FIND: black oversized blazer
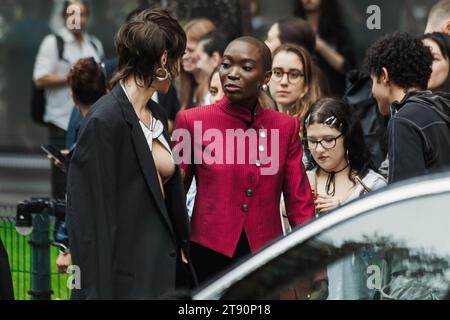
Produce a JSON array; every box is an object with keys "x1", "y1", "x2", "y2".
[{"x1": 67, "y1": 84, "x2": 192, "y2": 300}]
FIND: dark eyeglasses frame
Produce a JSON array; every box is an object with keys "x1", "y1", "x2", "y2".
[
  {"x1": 305, "y1": 134, "x2": 344, "y2": 151},
  {"x1": 271, "y1": 68, "x2": 304, "y2": 85}
]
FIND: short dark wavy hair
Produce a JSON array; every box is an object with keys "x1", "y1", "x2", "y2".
[
  {"x1": 111, "y1": 9, "x2": 186, "y2": 88},
  {"x1": 365, "y1": 32, "x2": 433, "y2": 90},
  {"x1": 68, "y1": 57, "x2": 107, "y2": 106}
]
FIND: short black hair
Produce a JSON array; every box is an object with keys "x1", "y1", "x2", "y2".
[
  {"x1": 199, "y1": 31, "x2": 229, "y2": 57},
  {"x1": 277, "y1": 17, "x2": 316, "y2": 53},
  {"x1": 293, "y1": 0, "x2": 341, "y2": 41},
  {"x1": 365, "y1": 32, "x2": 433, "y2": 90},
  {"x1": 68, "y1": 57, "x2": 107, "y2": 105},
  {"x1": 230, "y1": 36, "x2": 272, "y2": 73},
  {"x1": 423, "y1": 32, "x2": 450, "y2": 61}
]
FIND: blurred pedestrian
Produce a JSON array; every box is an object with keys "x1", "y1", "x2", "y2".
[
  {"x1": 265, "y1": 17, "x2": 316, "y2": 54},
  {"x1": 184, "y1": 65, "x2": 226, "y2": 220},
  {"x1": 195, "y1": 31, "x2": 229, "y2": 80},
  {"x1": 208, "y1": 66, "x2": 225, "y2": 104},
  {"x1": 54, "y1": 57, "x2": 108, "y2": 274},
  {"x1": 294, "y1": 0, "x2": 356, "y2": 97},
  {"x1": 423, "y1": 32, "x2": 450, "y2": 92},
  {"x1": 425, "y1": 0, "x2": 450, "y2": 35},
  {"x1": 33, "y1": 0, "x2": 104, "y2": 199},
  {"x1": 180, "y1": 18, "x2": 216, "y2": 109}
]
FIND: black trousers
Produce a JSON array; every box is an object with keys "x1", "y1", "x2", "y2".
[
  {"x1": 0, "y1": 236, "x2": 14, "y2": 300},
  {"x1": 48, "y1": 124, "x2": 67, "y2": 199},
  {"x1": 190, "y1": 231, "x2": 251, "y2": 285}
]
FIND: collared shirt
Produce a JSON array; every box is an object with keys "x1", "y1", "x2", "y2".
[{"x1": 33, "y1": 28, "x2": 104, "y2": 130}]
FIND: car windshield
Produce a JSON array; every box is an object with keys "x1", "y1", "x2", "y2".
[{"x1": 220, "y1": 192, "x2": 450, "y2": 300}]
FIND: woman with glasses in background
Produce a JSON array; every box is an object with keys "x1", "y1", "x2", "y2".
[
  {"x1": 269, "y1": 43, "x2": 322, "y2": 134},
  {"x1": 271, "y1": 44, "x2": 323, "y2": 235},
  {"x1": 303, "y1": 98, "x2": 386, "y2": 215}
]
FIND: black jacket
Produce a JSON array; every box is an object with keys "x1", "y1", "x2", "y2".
[
  {"x1": 344, "y1": 70, "x2": 389, "y2": 168},
  {"x1": 67, "y1": 84, "x2": 193, "y2": 299},
  {"x1": 388, "y1": 91, "x2": 450, "y2": 183}
]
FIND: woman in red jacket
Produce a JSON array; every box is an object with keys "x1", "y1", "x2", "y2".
[{"x1": 173, "y1": 36, "x2": 314, "y2": 284}]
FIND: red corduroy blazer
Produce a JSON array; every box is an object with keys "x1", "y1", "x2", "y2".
[{"x1": 173, "y1": 96, "x2": 314, "y2": 257}]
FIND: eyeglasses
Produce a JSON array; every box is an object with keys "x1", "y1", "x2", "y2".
[
  {"x1": 271, "y1": 68, "x2": 303, "y2": 84},
  {"x1": 305, "y1": 134, "x2": 343, "y2": 151}
]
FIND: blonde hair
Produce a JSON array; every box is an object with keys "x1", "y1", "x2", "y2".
[
  {"x1": 427, "y1": 0, "x2": 450, "y2": 31},
  {"x1": 272, "y1": 43, "x2": 323, "y2": 121},
  {"x1": 180, "y1": 18, "x2": 216, "y2": 109}
]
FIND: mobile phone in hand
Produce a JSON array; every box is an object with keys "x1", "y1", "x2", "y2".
[{"x1": 40, "y1": 144, "x2": 66, "y2": 171}]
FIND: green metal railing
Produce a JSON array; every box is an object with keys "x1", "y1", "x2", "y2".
[{"x1": 0, "y1": 205, "x2": 71, "y2": 300}]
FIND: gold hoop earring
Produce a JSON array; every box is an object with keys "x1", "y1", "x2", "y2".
[{"x1": 155, "y1": 67, "x2": 169, "y2": 81}]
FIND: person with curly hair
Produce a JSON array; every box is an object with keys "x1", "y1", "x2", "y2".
[{"x1": 366, "y1": 32, "x2": 450, "y2": 183}]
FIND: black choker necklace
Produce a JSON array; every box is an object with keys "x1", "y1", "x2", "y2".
[{"x1": 322, "y1": 163, "x2": 350, "y2": 197}]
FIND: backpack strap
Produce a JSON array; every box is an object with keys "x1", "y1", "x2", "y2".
[
  {"x1": 54, "y1": 33, "x2": 103, "y2": 62},
  {"x1": 89, "y1": 39, "x2": 98, "y2": 53},
  {"x1": 54, "y1": 34, "x2": 68, "y2": 63},
  {"x1": 88, "y1": 36, "x2": 104, "y2": 61}
]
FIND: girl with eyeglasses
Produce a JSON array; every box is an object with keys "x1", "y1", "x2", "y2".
[
  {"x1": 269, "y1": 43, "x2": 322, "y2": 131},
  {"x1": 303, "y1": 98, "x2": 387, "y2": 215},
  {"x1": 303, "y1": 98, "x2": 388, "y2": 300}
]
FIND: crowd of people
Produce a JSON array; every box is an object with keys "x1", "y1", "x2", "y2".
[{"x1": 6, "y1": 0, "x2": 448, "y2": 300}]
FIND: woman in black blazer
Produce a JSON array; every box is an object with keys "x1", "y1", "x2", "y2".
[{"x1": 67, "y1": 9, "x2": 194, "y2": 299}]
